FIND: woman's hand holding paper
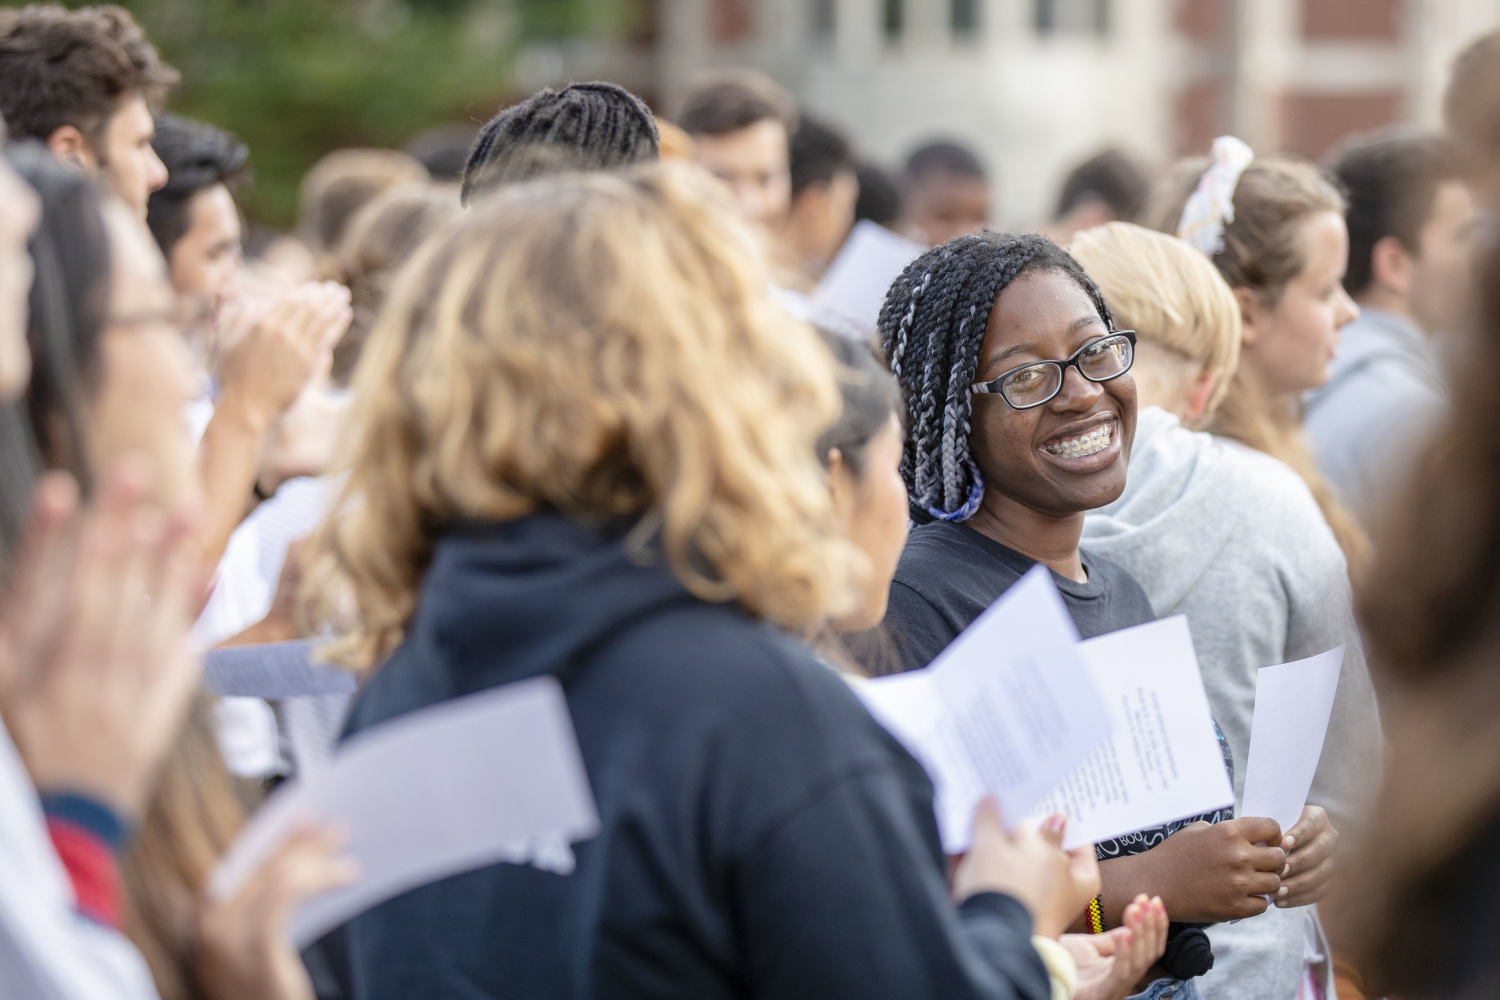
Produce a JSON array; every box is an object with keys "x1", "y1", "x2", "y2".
[{"x1": 1275, "y1": 804, "x2": 1339, "y2": 907}]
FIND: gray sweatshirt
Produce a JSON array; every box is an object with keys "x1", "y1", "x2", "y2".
[{"x1": 1082, "y1": 407, "x2": 1382, "y2": 1000}]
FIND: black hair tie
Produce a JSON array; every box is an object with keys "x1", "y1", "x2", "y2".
[{"x1": 1159, "y1": 923, "x2": 1215, "y2": 980}]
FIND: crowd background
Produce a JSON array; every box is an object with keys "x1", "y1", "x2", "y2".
[{"x1": 4, "y1": 2, "x2": 1500, "y2": 1000}]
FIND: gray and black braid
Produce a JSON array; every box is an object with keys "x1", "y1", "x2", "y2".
[{"x1": 877, "y1": 232, "x2": 1114, "y2": 522}]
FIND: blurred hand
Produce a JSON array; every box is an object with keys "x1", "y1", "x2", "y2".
[
  {"x1": 1276, "y1": 805, "x2": 1339, "y2": 907},
  {"x1": 1032, "y1": 816, "x2": 1102, "y2": 939},
  {"x1": 197, "y1": 823, "x2": 359, "y2": 1000},
  {"x1": 0, "y1": 458, "x2": 203, "y2": 819},
  {"x1": 257, "y1": 383, "x2": 351, "y2": 496},
  {"x1": 0, "y1": 472, "x2": 83, "y2": 702},
  {"x1": 1130, "y1": 817, "x2": 1285, "y2": 922},
  {"x1": 1063, "y1": 894, "x2": 1169, "y2": 1000},
  {"x1": 217, "y1": 282, "x2": 351, "y2": 431},
  {"x1": 953, "y1": 799, "x2": 1078, "y2": 936}
]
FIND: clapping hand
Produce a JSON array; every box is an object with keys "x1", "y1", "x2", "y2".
[{"x1": 1062, "y1": 894, "x2": 1169, "y2": 1000}]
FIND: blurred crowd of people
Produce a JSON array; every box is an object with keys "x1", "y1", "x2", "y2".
[{"x1": 1, "y1": 3, "x2": 1499, "y2": 999}]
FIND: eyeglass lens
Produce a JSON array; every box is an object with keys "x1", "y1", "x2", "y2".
[{"x1": 1001, "y1": 334, "x2": 1133, "y2": 407}]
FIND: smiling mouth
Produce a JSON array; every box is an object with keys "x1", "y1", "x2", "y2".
[{"x1": 1043, "y1": 420, "x2": 1115, "y2": 459}]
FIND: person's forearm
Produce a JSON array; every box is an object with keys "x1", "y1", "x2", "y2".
[
  {"x1": 1094, "y1": 854, "x2": 1168, "y2": 929},
  {"x1": 195, "y1": 392, "x2": 272, "y2": 571}
]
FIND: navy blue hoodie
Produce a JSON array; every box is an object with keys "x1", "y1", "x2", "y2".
[{"x1": 332, "y1": 514, "x2": 1051, "y2": 1000}]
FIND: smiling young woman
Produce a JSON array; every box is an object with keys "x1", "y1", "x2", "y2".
[
  {"x1": 878, "y1": 232, "x2": 1148, "y2": 657},
  {"x1": 877, "y1": 232, "x2": 1292, "y2": 999}
]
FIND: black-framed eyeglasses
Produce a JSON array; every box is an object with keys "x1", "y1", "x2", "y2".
[{"x1": 970, "y1": 330, "x2": 1137, "y2": 410}]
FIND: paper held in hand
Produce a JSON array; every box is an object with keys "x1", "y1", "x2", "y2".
[
  {"x1": 208, "y1": 675, "x2": 599, "y2": 946},
  {"x1": 1238, "y1": 646, "x2": 1345, "y2": 836},
  {"x1": 857, "y1": 566, "x2": 1113, "y2": 853},
  {"x1": 204, "y1": 640, "x2": 358, "y2": 699},
  {"x1": 1023, "y1": 617, "x2": 1234, "y2": 850}
]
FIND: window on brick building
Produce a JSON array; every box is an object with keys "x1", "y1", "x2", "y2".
[
  {"x1": 884, "y1": 0, "x2": 904, "y2": 41},
  {"x1": 1035, "y1": 0, "x2": 1108, "y2": 36},
  {"x1": 953, "y1": 0, "x2": 980, "y2": 37}
]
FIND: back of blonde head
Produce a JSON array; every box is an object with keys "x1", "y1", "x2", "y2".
[
  {"x1": 1069, "y1": 221, "x2": 1241, "y2": 417},
  {"x1": 1142, "y1": 154, "x2": 1369, "y2": 578},
  {"x1": 313, "y1": 163, "x2": 853, "y2": 668}
]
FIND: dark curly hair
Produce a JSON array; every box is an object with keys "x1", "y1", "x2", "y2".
[{"x1": 877, "y1": 231, "x2": 1112, "y2": 522}]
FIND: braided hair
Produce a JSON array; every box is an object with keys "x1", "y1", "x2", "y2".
[
  {"x1": 878, "y1": 232, "x2": 1113, "y2": 522},
  {"x1": 461, "y1": 81, "x2": 660, "y2": 205}
]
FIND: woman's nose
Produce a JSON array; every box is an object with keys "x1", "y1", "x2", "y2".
[{"x1": 1050, "y1": 365, "x2": 1104, "y2": 411}]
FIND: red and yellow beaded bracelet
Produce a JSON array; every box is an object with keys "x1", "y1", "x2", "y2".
[{"x1": 1086, "y1": 896, "x2": 1106, "y2": 934}]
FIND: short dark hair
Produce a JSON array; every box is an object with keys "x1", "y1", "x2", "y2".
[
  {"x1": 676, "y1": 71, "x2": 796, "y2": 138},
  {"x1": 855, "y1": 162, "x2": 902, "y2": 227},
  {"x1": 1055, "y1": 148, "x2": 1148, "y2": 221},
  {"x1": 462, "y1": 82, "x2": 660, "y2": 205},
  {"x1": 790, "y1": 117, "x2": 854, "y2": 198},
  {"x1": 1444, "y1": 31, "x2": 1500, "y2": 173},
  {"x1": 0, "y1": 4, "x2": 177, "y2": 150},
  {"x1": 903, "y1": 140, "x2": 986, "y2": 183},
  {"x1": 1327, "y1": 127, "x2": 1461, "y2": 295},
  {"x1": 146, "y1": 113, "x2": 248, "y2": 257}
]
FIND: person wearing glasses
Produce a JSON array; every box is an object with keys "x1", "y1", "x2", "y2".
[
  {"x1": 877, "y1": 232, "x2": 1291, "y2": 1000},
  {"x1": 876, "y1": 232, "x2": 1153, "y2": 660}
]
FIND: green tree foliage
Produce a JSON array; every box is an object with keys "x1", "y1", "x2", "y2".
[{"x1": 102, "y1": 0, "x2": 623, "y2": 227}]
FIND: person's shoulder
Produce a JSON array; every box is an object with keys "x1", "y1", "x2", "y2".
[
  {"x1": 612, "y1": 604, "x2": 862, "y2": 712},
  {"x1": 1080, "y1": 549, "x2": 1156, "y2": 621},
  {"x1": 1211, "y1": 440, "x2": 1346, "y2": 564},
  {"x1": 900, "y1": 519, "x2": 978, "y2": 558},
  {"x1": 1212, "y1": 439, "x2": 1321, "y2": 513},
  {"x1": 897, "y1": 521, "x2": 1013, "y2": 580},
  {"x1": 601, "y1": 605, "x2": 908, "y2": 792},
  {"x1": 1314, "y1": 357, "x2": 1441, "y2": 419}
]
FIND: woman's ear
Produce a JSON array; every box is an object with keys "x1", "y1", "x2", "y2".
[
  {"x1": 1182, "y1": 367, "x2": 1221, "y2": 426},
  {"x1": 825, "y1": 447, "x2": 855, "y2": 520},
  {"x1": 1234, "y1": 286, "x2": 1264, "y2": 347}
]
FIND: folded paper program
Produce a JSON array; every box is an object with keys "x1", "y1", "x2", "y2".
[
  {"x1": 857, "y1": 566, "x2": 1113, "y2": 852},
  {"x1": 208, "y1": 675, "x2": 599, "y2": 945}
]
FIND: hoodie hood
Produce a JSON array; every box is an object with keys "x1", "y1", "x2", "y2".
[
  {"x1": 350, "y1": 513, "x2": 699, "y2": 725},
  {"x1": 1082, "y1": 407, "x2": 1248, "y2": 614},
  {"x1": 1310, "y1": 307, "x2": 1443, "y2": 409}
]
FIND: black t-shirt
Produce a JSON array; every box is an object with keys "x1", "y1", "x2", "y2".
[
  {"x1": 882, "y1": 520, "x2": 1158, "y2": 673},
  {"x1": 877, "y1": 519, "x2": 1235, "y2": 975}
]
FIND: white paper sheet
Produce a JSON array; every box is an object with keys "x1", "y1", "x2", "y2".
[
  {"x1": 208, "y1": 675, "x2": 599, "y2": 945},
  {"x1": 857, "y1": 566, "x2": 1112, "y2": 852},
  {"x1": 812, "y1": 220, "x2": 925, "y2": 336},
  {"x1": 204, "y1": 640, "x2": 358, "y2": 699},
  {"x1": 1238, "y1": 646, "x2": 1345, "y2": 836},
  {"x1": 1025, "y1": 617, "x2": 1234, "y2": 849}
]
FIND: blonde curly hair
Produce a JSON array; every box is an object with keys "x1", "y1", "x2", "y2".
[{"x1": 309, "y1": 163, "x2": 858, "y2": 669}]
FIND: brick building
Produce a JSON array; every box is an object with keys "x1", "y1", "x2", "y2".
[{"x1": 515, "y1": 0, "x2": 1500, "y2": 225}]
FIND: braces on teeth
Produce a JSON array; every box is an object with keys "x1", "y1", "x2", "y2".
[{"x1": 1045, "y1": 423, "x2": 1113, "y2": 459}]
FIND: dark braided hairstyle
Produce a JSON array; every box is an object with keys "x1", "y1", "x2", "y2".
[
  {"x1": 878, "y1": 231, "x2": 1113, "y2": 522},
  {"x1": 461, "y1": 81, "x2": 660, "y2": 205}
]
